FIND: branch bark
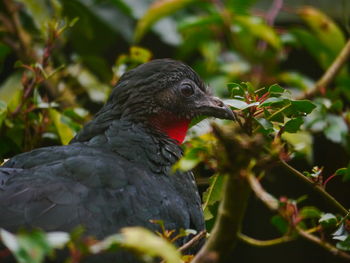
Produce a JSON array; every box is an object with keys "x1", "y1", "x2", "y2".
[
  {"x1": 192, "y1": 125, "x2": 260, "y2": 263},
  {"x1": 246, "y1": 172, "x2": 350, "y2": 261},
  {"x1": 297, "y1": 227, "x2": 350, "y2": 260},
  {"x1": 192, "y1": 171, "x2": 251, "y2": 263},
  {"x1": 280, "y1": 159, "x2": 348, "y2": 216},
  {"x1": 300, "y1": 39, "x2": 350, "y2": 99},
  {"x1": 238, "y1": 233, "x2": 295, "y2": 247},
  {"x1": 179, "y1": 231, "x2": 206, "y2": 253}
]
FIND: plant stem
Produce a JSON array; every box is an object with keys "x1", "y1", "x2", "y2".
[
  {"x1": 247, "y1": 170, "x2": 279, "y2": 210},
  {"x1": 297, "y1": 227, "x2": 350, "y2": 261},
  {"x1": 247, "y1": 170, "x2": 350, "y2": 260},
  {"x1": 159, "y1": 231, "x2": 207, "y2": 263},
  {"x1": 3, "y1": 0, "x2": 34, "y2": 62},
  {"x1": 238, "y1": 233, "x2": 295, "y2": 247},
  {"x1": 301, "y1": 39, "x2": 350, "y2": 99},
  {"x1": 179, "y1": 231, "x2": 206, "y2": 253},
  {"x1": 280, "y1": 159, "x2": 348, "y2": 216},
  {"x1": 192, "y1": 171, "x2": 251, "y2": 263}
]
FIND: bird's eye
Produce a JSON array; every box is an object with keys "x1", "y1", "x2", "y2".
[{"x1": 180, "y1": 83, "x2": 194, "y2": 97}]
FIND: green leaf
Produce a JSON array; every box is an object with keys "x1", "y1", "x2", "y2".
[
  {"x1": 299, "y1": 206, "x2": 322, "y2": 219},
  {"x1": 319, "y1": 213, "x2": 337, "y2": 228},
  {"x1": 290, "y1": 100, "x2": 316, "y2": 115},
  {"x1": 278, "y1": 71, "x2": 315, "y2": 92},
  {"x1": 0, "y1": 73, "x2": 23, "y2": 109},
  {"x1": 255, "y1": 118, "x2": 273, "y2": 132},
  {"x1": 290, "y1": 28, "x2": 333, "y2": 69},
  {"x1": 189, "y1": 115, "x2": 207, "y2": 128},
  {"x1": 282, "y1": 131, "x2": 313, "y2": 162},
  {"x1": 45, "y1": 232, "x2": 69, "y2": 249},
  {"x1": 271, "y1": 215, "x2": 289, "y2": 234},
  {"x1": 242, "y1": 82, "x2": 255, "y2": 94},
  {"x1": 234, "y1": 16, "x2": 281, "y2": 49},
  {"x1": 335, "y1": 165, "x2": 350, "y2": 182},
  {"x1": 260, "y1": 97, "x2": 289, "y2": 107},
  {"x1": 68, "y1": 65, "x2": 110, "y2": 103},
  {"x1": 122, "y1": 227, "x2": 181, "y2": 262},
  {"x1": 68, "y1": 17, "x2": 80, "y2": 28},
  {"x1": 227, "y1": 82, "x2": 245, "y2": 98},
  {"x1": 297, "y1": 6, "x2": 345, "y2": 57},
  {"x1": 203, "y1": 207, "x2": 214, "y2": 221},
  {"x1": 91, "y1": 227, "x2": 181, "y2": 263},
  {"x1": 203, "y1": 174, "x2": 224, "y2": 220},
  {"x1": 49, "y1": 109, "x2": 75, "y2": 145},
  {"x1": 225, "y1": 0, "x2": 257, "y2": 14},
  {"x1": 17, "y1": 0, "x2": 61, "y2": 35},
  {"x1": 173, "y1": 145, "x2": 203, "y2": 172},
  {"x1": 333, "y1": 223, "x2": 349, "y2": 241},
  {"x1": 224, "y1": 99, "x2": 247, "y2": 109},
  {"x1": 0, "y1": 43, "x2": 11, "y2": 72},
  {"x1": 324, "y1": 114, "x2": 348, "y2": 144},
  {"x1": 268, "y1": 84, "x2": 284, "y2": 94},
  {"x1": 0, "y1": 100, "x2": 7, "y2": 129},
  {"x1": 173, "y1": 157, "x2": 200, "y2": 171},
  {"x1": 333, "y1": 224, "x2": 350, "y2": 252},
  {"x1": 335, "y1": 168, "x2": 348, "y2": 176},
  {"x1": 0, "y1": 229, "x2": 52, "y2": 263},
  {"x1": 134, "y1": 0, "x2": 195, "y2": 43},
  {"x1": 178, "y1": 14, "x2": 222, "y2": 31},
  {"x1": 336, "y1": 236, "x2": 350, "y2": 251},
  {"x1": 284, "y1": 117, "x2": 304, "y2": 133}
]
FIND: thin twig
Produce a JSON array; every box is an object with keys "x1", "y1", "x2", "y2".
[
  {"x1": 280, "y1": 158, "x2": 348, "y2": 216},
  {"x1": 247, "y1": 171, "x2": 350, "y2": 260},
  {"x1": 266, "y1": 0, "x2": 284, "y2": 26},
  {"x1": 301, "y1": 39, "x2": 350, "y2": 99},
  {"x1": 258, "y1": 0, "x2": 284, "y2": 51},
  {"x1": 297, "y1": 227, "x2": 350, "y2": 261},
  {"x1": 3, "y1": 0, "x2": 33, "y2": 62},
  {"x1": 238, "y1": 232, "x2": 295, "y2": 247},
  {"x1": 179, "y1": 231, "x2": 206, "y2": 253},
  {"x1": 11, "y1": 74, "x2": 38, "y2": 116},
  {"x1": 159, "y1": 231, "x2": 207, "y2": 263},
  {"x1": 246, "y1": 171, "x2": 279, "y2": 211}
]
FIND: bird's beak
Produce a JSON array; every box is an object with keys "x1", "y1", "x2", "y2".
[{"x1": 196, "y1": 96, "x2": 236, "y2": 121}]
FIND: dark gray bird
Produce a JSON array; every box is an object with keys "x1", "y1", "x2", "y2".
[{"x1": 0, "y1": 59, "x2": 235, "y2": 261}]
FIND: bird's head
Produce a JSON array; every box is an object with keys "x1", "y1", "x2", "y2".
[
  {"x1": 73, "y1": 59, "x2": 235, "y2": 144},
  {"x1": 104, "y1": 59, "x2": 235, "y2": 144}
]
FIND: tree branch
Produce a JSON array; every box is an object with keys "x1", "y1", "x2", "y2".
[
  {"x1": 179, "y1": 231, "x2": 206, "y2": 253},
  {"x1": 238, "y1": 233, "x2": 295, "y2": 247},
  {"x1": 280, "y1": 158, "x2": 348, "y2": 216},
  {"x1": 160, "y1": 231, "x2": 207, "y2": 263},
  {"x1": 297, "y1": 227, "x2": 350, "y2": 261},
  {"x1": 246, "y1": 170, "x2": 279, "y2": 211},
  {"x1": 192, "y1": 125, "x2": 254, "y2": 263},
  {"x1": 301, "y1": 39, "x2": 350, "y2": 99},
  {"x1": 192, "y1": 171, "x2": 251, "y2": 263},
  {"x1": 246, "y1": 171, "x2": 350, "y2": 261},
  {"x1": 3, "y1": 0, "x2": 34, "y2": 62}
]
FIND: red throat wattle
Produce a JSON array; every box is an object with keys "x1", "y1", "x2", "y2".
[{"x1": 150, "y1": 113, "x2": 191, "y2": 144}]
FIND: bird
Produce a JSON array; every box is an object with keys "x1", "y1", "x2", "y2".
[{"x1": 0, "y1": 59, "x2": 235, "y2": 261}]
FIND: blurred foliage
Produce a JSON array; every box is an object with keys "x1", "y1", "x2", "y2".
[{"x1": 0, "y1": 0, "x2": 350, "y2": 261}]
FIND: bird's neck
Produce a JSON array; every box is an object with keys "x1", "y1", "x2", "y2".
[
  {"x1": 150, "y1": 113, "x2": 191, "y2": 144},
  {"x1": 81, "y1": 119, "x2": 184, "y2": 174}
]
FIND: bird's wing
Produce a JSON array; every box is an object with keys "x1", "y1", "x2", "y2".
[{"x1": 0, "y1": 144, "x2": 202, "y2": 239}]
